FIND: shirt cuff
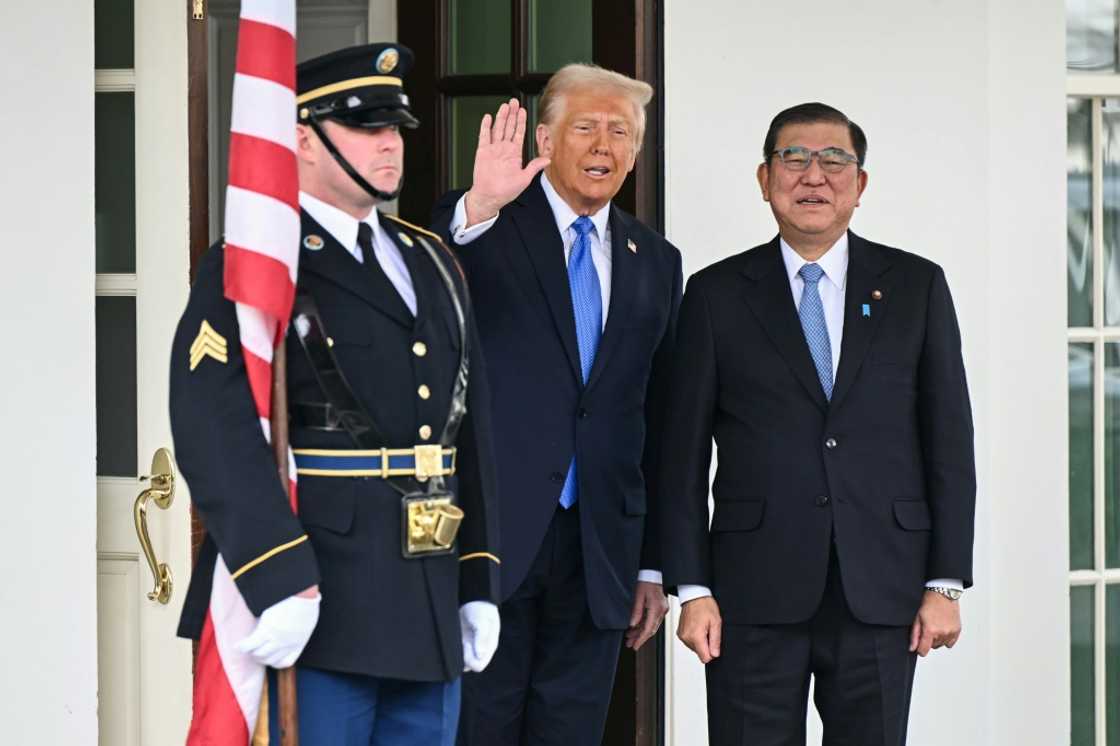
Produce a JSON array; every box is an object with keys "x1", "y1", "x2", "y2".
[
  {"x1": 925, "y1": 578, "x2": 964, "y2": 592},
  {"x1": 677, "y1": 584, "x2": 713, "y2": 604},
  {"x1": 637, "y1": 569, "x2": 663, "y2": 585},
  {"x1": 451, "y1": 194, "x2": 499, "y2": 245}
]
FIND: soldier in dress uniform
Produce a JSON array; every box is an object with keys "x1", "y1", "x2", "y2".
[{"x1": 171, "y1": 43, "x2": 501, "y2": 746}]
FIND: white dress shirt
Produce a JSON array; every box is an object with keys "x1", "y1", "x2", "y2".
[
  {"x1": 450, "y1": 178, "x2": 662, "y2": 587},
  {"x1": 299, "y1": 191, "x2": 417, "y2": 315},
  {"x1": 677, "y1": 235, "x2": 961, "y2": 605}
]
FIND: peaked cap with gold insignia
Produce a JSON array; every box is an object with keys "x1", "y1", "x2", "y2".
[{"x1": 297, "y1": 42, "x2": 419, "y2": 130}]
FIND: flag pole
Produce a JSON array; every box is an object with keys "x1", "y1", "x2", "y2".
[{"x1": 270, "y1": 335, "x2": 299, "y2": 746}]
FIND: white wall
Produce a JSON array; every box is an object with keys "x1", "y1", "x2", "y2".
[
  {"x1": 0, "y1": 2, "x2": 99, "y2": 743},
  {"x1": 662, "y1": 2, "x2": 1067, "y2": 744}
]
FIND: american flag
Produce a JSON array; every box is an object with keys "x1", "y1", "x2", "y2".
[{"x1": 187, "y1": 1, "x2": 299, "y2": 742}]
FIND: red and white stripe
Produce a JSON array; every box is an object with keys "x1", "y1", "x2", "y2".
[{"x1": 187, "y1": 1, "x2": 299, "y2": 743}]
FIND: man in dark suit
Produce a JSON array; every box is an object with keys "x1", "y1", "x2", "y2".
[
  {"x1": 661, "y1": 102, "x2": 976, "y2": 745},
  {"x1": 431, "y1": 65, "x2": 682, "y2": 745},
  {"x1": 172, "y1": 44, "x2": 499, "y2": 745}
]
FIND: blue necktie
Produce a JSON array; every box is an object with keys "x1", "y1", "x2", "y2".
[
  {"x1": 798, "y1": 263, "x2": 833, "y2": 400},
  {"x1": 559, "y1": 216, "x2": 602, "y2": 509}
]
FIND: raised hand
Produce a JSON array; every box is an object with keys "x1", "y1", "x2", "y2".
[{"x1": 463, "y1": 98, "x2": 551, "y2": 227}]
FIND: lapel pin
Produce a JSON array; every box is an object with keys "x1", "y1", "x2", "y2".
[
  {"x1": 397, "y1": 231, "x2": 414, "y2": 247},
  {"x1": 862, "y1": 304, "x2": 871, "y2": 318},
  {"x1": 627, "y1": 239, "x2": 637, "y2": 254},
  {"x1": 303, "y1": 234, "x2": 324, "y2": 251},
  {"x1": 871, "y1": 289, "x2": 883, "y2": 300}
]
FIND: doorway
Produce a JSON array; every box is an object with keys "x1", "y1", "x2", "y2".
[{"x1": 94, "y1": 1, "x2": 194, "y2": 744}]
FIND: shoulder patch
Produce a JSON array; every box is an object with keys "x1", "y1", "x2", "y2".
[{"x1": 190, "y1": 319, "x2": 229, "y2": 371}]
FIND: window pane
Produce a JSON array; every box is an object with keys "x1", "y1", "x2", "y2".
[
  {"x1": 95, "y1": 93, "x2": 136, "y2": 274},
  {"x1": 1109, "y1": 584, "x2": 1120, "y2": 746},
  {"x1": 95, "y1": 0, "x2": 134, "y2": 69},
  {"x1": 1109, "y1": 344, "x2": 1120, "y2": 568},
  {"x1": 448, "y1": 0, "x2": 511, "y2": 74},
  {"x1": 1072, "y1": 343, "x2": 1095, "y2": 570},
  {"x1": 1070, "y1": 98, "x2": 1094, "y2": 327},
  {"x1": 1073, "y1": 585, "x2": 1096, "y2": 746},
  {"x1": 529, "y1": 0, "x2": 593, "y2": 72},
  {"x1": 449, "y1": 96, "x2": 508, "y2": 190},
  {"x1": 1103, "y1": 99, "x2": 1120, "y2": 325},
  {"x1": 526, "y1": 94, "x2": 542, "y2": 160},
  {"x1": 96, "y1": 297, "x2": 137, "y2": 477}
]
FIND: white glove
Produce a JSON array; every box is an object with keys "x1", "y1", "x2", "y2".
[
  {"x1": 235, "y1": 593, "x2": 321, "y2": 669},
  {"x1": 460, "y1": 601, "x2": 500, "y2": 672}
]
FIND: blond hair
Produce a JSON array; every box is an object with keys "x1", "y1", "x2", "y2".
[{"x1": 538, "y1": 63, "x2": 654, "y2": 149}]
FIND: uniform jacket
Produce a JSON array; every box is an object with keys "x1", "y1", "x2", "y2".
[
  {"x1": 172, "y1": 210, "x2": 499, "y2": 682},
  {"x1": 660, "y1": 232, "x2": 976, "y2": 626},
  {"x1": 432, "y1": 175, "x2": 682, "y2": 629}
]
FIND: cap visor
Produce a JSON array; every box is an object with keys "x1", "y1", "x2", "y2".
[{"x1": 334, "y1": 108, "x2": 420, "y2": 130}]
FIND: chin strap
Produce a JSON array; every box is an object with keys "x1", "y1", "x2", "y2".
[{"x1": 307, "y1": 116, "x2": 403, "y2": 202}]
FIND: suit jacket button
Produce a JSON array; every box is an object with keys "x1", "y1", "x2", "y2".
[
  {"x1": 816, "y1": 495, "x2": 831, "y2": 507},
  {"x1": 419, "y1": 425, "x2": 432, "y2": 440},
  {"x1": 825, "y1": 437, "x2": 838, "y2": 450},
  {"x1": 578, "y1": 408, "x2": 590, "y2": 419},
  {"x1": 417, "y1": 384, "x2": 431, "y2": 400},
  {"x1": 550, "y1": 472, "x2": 564, "y2": 484},
  {"x1": 412, "y1": 341, "x2": 428, "y2": 357}
]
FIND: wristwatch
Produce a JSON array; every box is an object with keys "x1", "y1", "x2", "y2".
[{"x1": 925, "y1": 585, "x2": 963, "y2": 601}]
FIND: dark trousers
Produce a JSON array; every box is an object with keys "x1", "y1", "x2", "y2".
[
  {"x1": 266, "y1": 667, "x2": 460, "y2": 746},
  {"x1": 458, "y1": 505, "x2": 624, "y2": 746},
  {"x1": 706, "y1": 551, "x2": 918, "y2": 746}
]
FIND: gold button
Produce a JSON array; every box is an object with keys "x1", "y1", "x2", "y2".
[
  {"x1": 327, "y1": 336, "x2": 334, "y2": 348},
  {"x1": 412, "y1": 341, "x2": 427, "y2": 357},
  {"x1": 419, "y1": 425, "x2": 432, "y2": 440},
  {"x1": 418, "y1": 384, "x2": 431, "y2": 400}
]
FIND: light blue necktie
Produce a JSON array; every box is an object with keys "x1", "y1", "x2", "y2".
[
  {"x1": 559, "y1": 216, "x2": 602, "y2": 509},
  {"x1": 798, "y1": 263, "x2": 833, "y2": 400}
]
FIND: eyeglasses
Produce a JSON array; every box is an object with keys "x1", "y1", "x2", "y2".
[{"x1": 769, "y1": 146, "x2": 859, "y2": 173}]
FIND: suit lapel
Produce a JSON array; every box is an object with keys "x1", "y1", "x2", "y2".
[
  {"x1": 509, "y1": 177, "x2": 582, "y2": 383},
  {"x1": 584, "y1": 205, "x2": 635, "y2": 391},
  {"x1": 830, "y1": 231, "x2": 893, "y2": 410},
  {"x1": 298, "y1": 210, "x2": 413, "y2": 328},
  {"x1": 739, "y1": 238, "x2": 828, "y2": 411}
]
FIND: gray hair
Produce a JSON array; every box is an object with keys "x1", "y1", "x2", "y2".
[{"x1": 538, "y1": 63, "x2": 654, "y2": 149}]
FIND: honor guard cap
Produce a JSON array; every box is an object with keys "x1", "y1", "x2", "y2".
[{"x1": 297, "y1": 43, "x2": 420, "y2": 130}]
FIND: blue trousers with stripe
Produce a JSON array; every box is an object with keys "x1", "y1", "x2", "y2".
[{"x1": 266, "y1": 667, "x2": 460, "y2": 745}]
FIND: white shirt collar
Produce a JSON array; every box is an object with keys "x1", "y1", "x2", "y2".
[
  {"x1": 299, "y1": 190, "x2": 382, "y2": 257},
  {"x1": 540, "y1": 172, "x2": 611, "y2": 240},
  {"x1": 780, "y1": 233, "x2": 849, "y2": 290}
]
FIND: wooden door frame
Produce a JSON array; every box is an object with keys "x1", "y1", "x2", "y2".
[
  {"x1": 188, "y1": 0, "x2": 209, "y2": 278},
  {"x1": 187, "y1": 0, "x2": 208, "y2": 582}
]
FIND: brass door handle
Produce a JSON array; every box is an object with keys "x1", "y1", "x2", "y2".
[{"x1": 133, "y1": 448, "x2": 176, "y2": 604}]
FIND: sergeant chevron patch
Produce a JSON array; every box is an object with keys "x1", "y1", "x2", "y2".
[{"x1": 190, "y1": 319, "x2": 229, "y2": 371}]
